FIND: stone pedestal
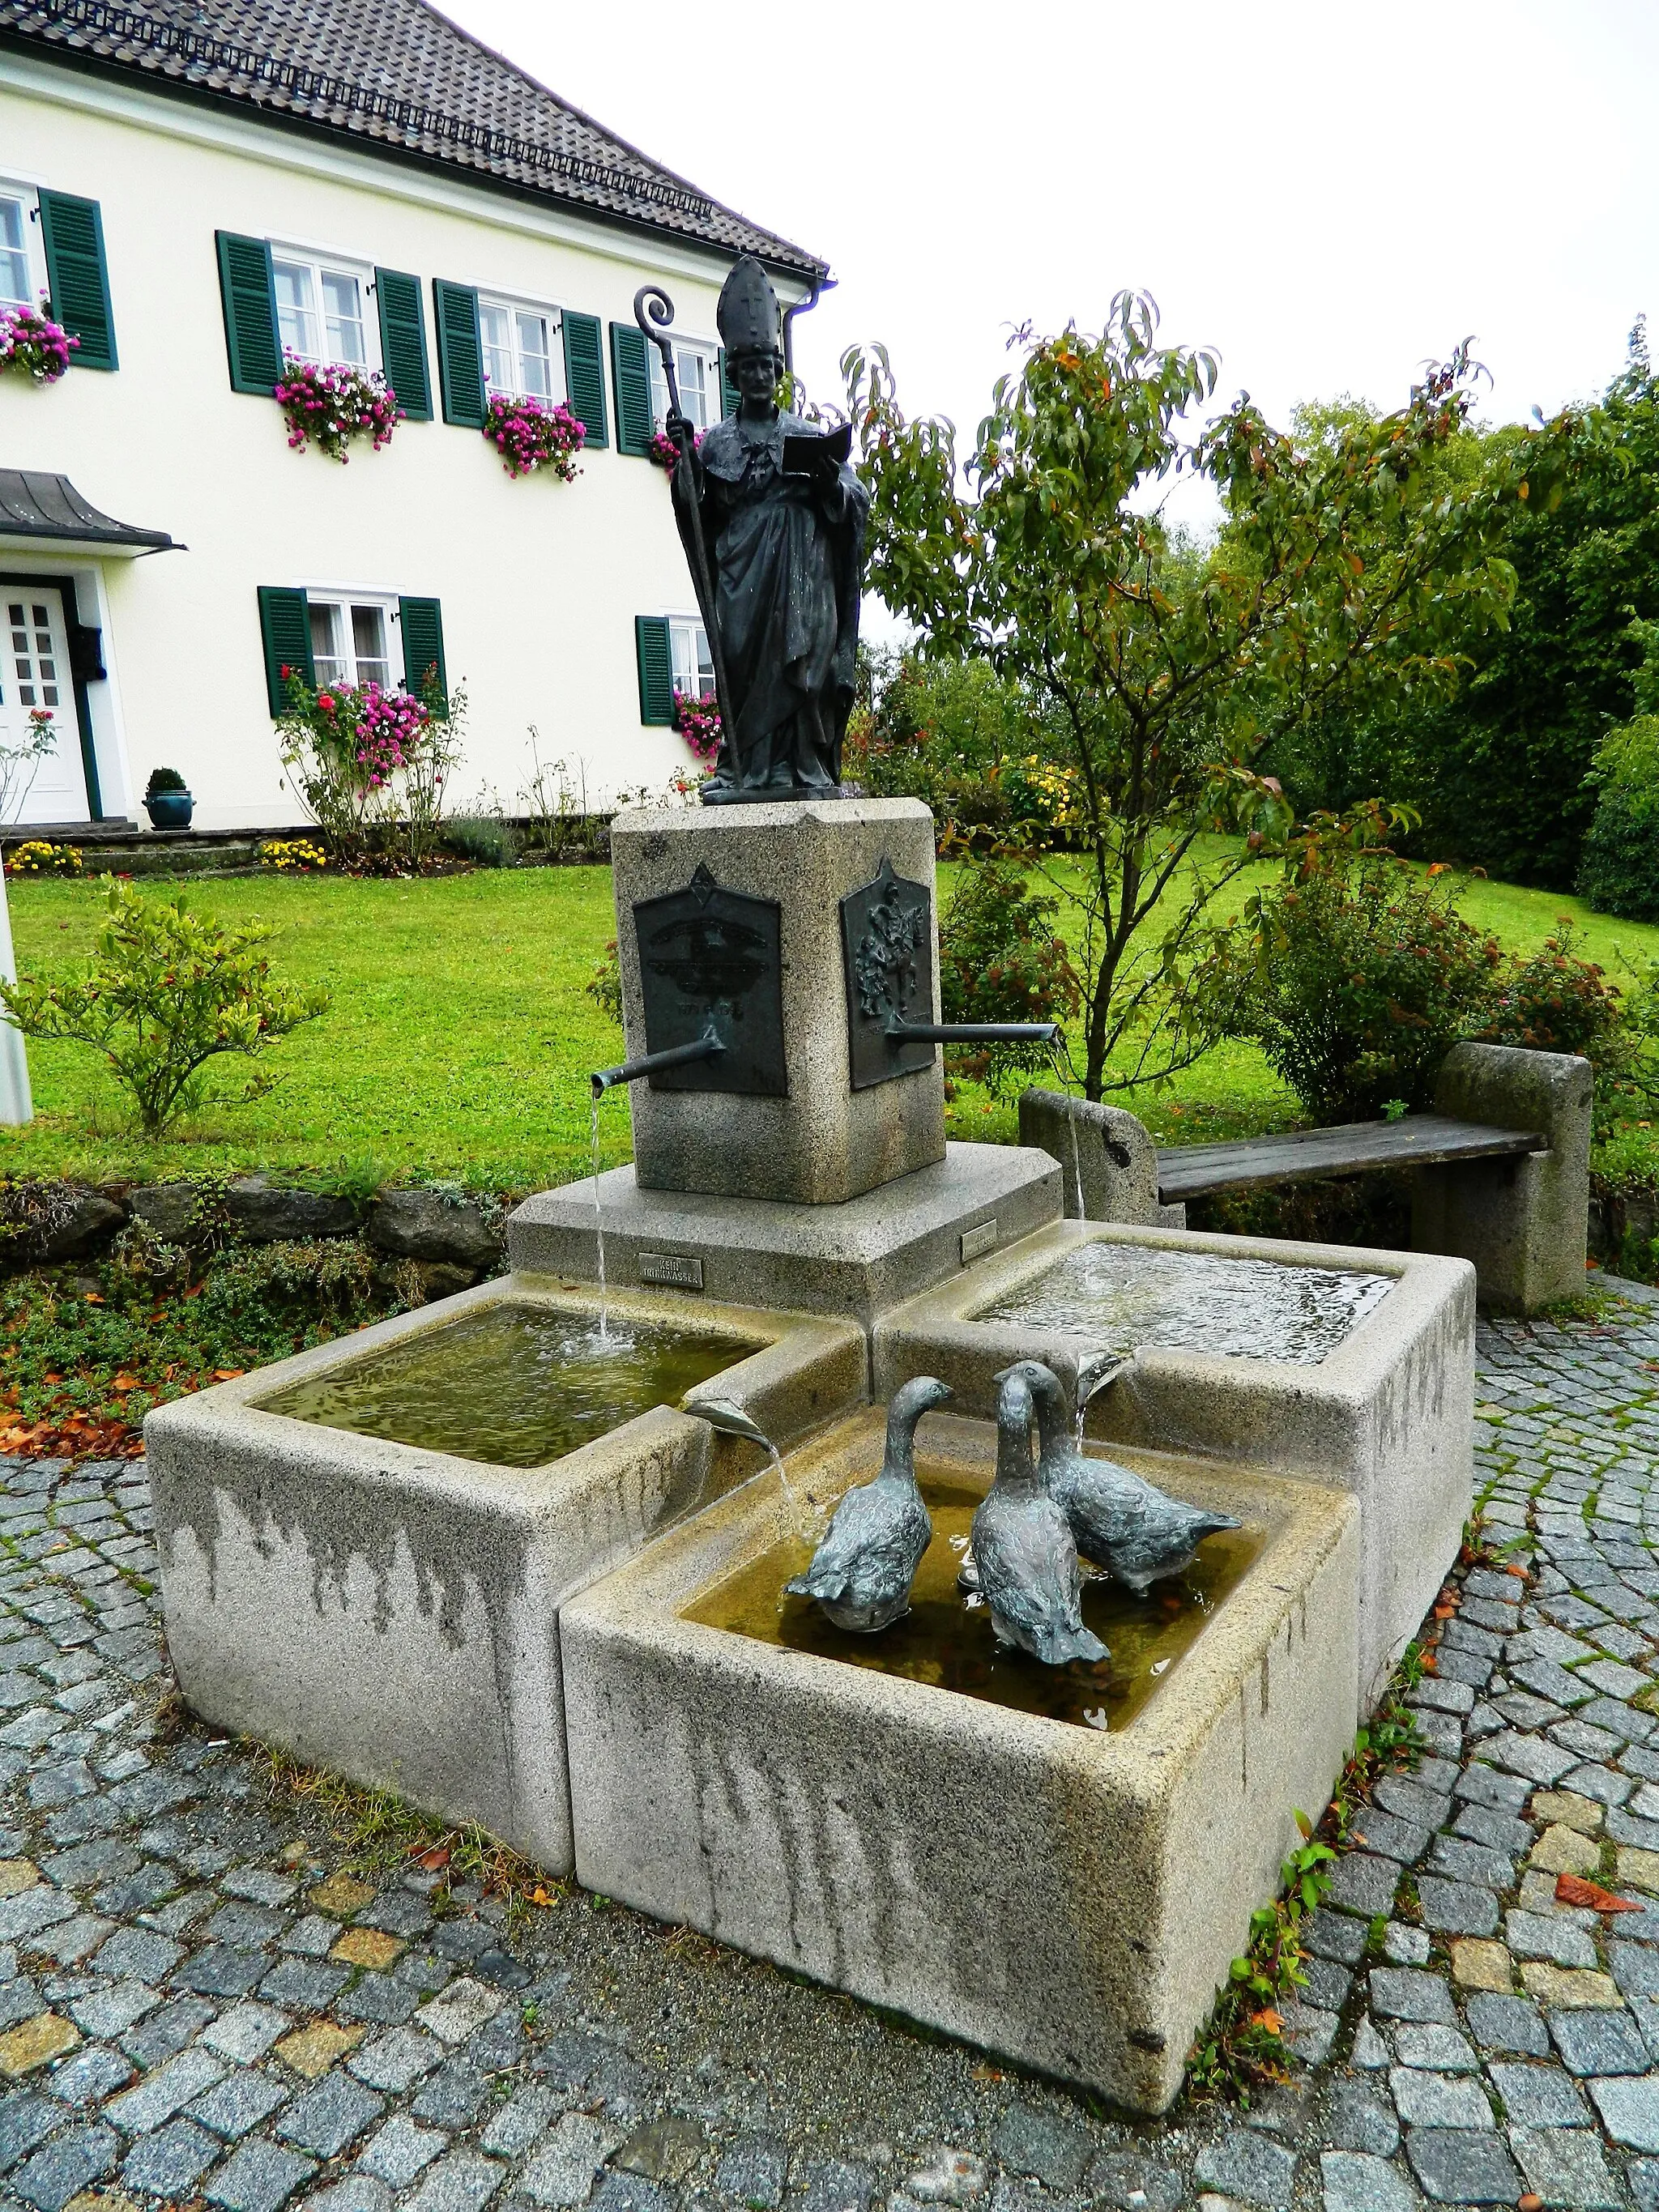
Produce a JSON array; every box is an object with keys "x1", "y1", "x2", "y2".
[
  {"x1": 509, "y1": 1142, "x2": 1063, "y2": 1328},
  {"x1": 611, "y1": 798, "x2": 945, "y2": 1206}
]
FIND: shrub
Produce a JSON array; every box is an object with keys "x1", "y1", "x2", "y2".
[
  {"x1": 145, "y1": 766, "x2": 188, "y2": 797},
  {"x1": 585, "y1": 940, "x2": 622, "y2": 1024},
  {"x1": 1577, "y1": 714, "x2": 1659, "y2": 921},
  {"x1": 1206, "y1": 856, "x2": 1503, "y2": 1122},
  {"x1": 276, "y1": 666, "x2": 466, "y2": 870},
  {"x1": 446, "y1": 814, "x2": 520, "y2": 868},
  {"x1": 5, "y1": 841, "x2": 81, "y2": 876},
  {"x1": 938, "y1": 859, "x2": 1081, "y2": 1095},
  {"x1": 193, "y1": 1237, "x2": 386, "y2": 1340},
  {"x1": 0, "y1": 880, "x2": 330, "y2": 1136},
  {"x1": 274, "y1": 356, "x2": 401, "y2": 461},
  {"x1": 1479, "y1": 923, "x2": 1629, "y2": 1061},
  {"x1": 483, "y1": 393, "x2": 585, "y2": 481}
]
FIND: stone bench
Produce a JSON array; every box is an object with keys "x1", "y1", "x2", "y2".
[{"x1": 1024, "y1": 1042, "x2": 1593, "y2": 1317}]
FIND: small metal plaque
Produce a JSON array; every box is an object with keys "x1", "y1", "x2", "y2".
[
  {"x1": 638, "y1": 1251, "x2": 705, "y2": 1291},
  {"x1": 633, "y1": 864, "x2": 787, "y2": 1097},
  {"x1": 840, "y1": 856, "x2": 936, "y2": 1091},
  {"x1": 961, "y1": 1218, "x2": 999, "y2": 1265}
]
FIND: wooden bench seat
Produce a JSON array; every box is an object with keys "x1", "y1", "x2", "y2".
[{"x1": 1157, "y1": 1113, "x2": 1546, "y2": 1206}]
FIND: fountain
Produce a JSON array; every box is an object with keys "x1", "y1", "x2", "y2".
[
  {"x1": 560, "y1": 1407, "x2": 1359, "y2": 2113},
  {"x1": 145, "y1": 251, "x2": 1476, "y2": 2116}
]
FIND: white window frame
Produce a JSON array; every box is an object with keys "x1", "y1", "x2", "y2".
[
  {"x1": 305, "y1": 591, "x2": 401, "y2": 695},
  {"x1": 477, "y1": 291, "x2": 566, "y2": 407},
  {"x1": 667, "y1": 612, "x2": 714, "y2": 702},
  {"x1": 649, "y1": 335, "x2": 723, "y2": 436},
  {"x1": 269, "y1": 240, "x2": 381, "y2": 373},
  {"x1": 0, "y1": 179, "x2": 45, "y2": 313}
]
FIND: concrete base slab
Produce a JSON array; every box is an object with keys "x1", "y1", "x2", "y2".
[
  {"x1": 147, "y1": 1276, "x2": 865, "y2": 1876},
  {"x1": 507, "y1": 1140, "x2": 1063, "y2": 1328},
  {"x1": 872, "y1": 1221, "x2": 1474, "y2": 1711},
  {"x1": 561, "y1": 1410, "x2": 1360, "y2": 2114}
]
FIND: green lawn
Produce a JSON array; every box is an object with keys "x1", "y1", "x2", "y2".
[
  {"x1": 1, "y1": 867, "x2": 626, "y2": 1193},
  {"x1": 4, "y1": 855, "x2": 1657, "y2": 1194}
]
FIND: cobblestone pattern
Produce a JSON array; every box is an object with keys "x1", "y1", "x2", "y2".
[{"x1": 2, "y1": 1291, "x2": 1659, "y2": 2212}]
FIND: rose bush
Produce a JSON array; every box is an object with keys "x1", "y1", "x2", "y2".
[{"x1": 276, "y1": 667, "x2": 466, "y2": 869}]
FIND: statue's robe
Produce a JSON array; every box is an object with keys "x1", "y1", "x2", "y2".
[{"x1": 675, "y1": 409, "x2": 869, "y2": 794}]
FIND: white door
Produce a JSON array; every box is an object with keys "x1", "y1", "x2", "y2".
[{"x1": 0, "y1": 586, "x2": 90, "y2": 825}]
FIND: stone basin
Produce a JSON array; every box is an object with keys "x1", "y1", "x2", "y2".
[
  {"x1": 147, "y1": 1276, "x2": 865, "y2": 1873},
  {"x1": 561, "y1": 1408, "x2": 1359, "y2": 2114},
  {"x1": 872, "y1": 1220, "x2": 1475, "y2": 1710}
]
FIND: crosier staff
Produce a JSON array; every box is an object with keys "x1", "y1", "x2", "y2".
[{"x1": 633, "y1": 284, "x2": 736, "y2": 761}]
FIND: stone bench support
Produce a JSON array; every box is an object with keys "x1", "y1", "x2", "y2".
[
  {"x1": 1017, "y1": 1088, "x2": 1186, "y2": 1229},
  {"x1": 1411, "y1": 1042, "x2": 1593, "y2": 1318}
]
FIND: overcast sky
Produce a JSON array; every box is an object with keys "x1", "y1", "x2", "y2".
[{"x1": 448, "y1": 0, "x2": 1657, "y2": 547}]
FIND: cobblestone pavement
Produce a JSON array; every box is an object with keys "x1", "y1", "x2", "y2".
[{"x1": 2, "y1": 1294, "x2": 1659, "y2": 2212}]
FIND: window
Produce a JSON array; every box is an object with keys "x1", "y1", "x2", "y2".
[
  {"x1": 649, "y1": 339, "x2": 719, "y2": 434},
  {"x1": 309, "y1": 599, "x2": 394, "y2": 691},
  {"x1": 479, "y1": 298, "x2": 564, "y2": 405},
  {"x1": 0, "y1": 185, "x2": 39, "y2": 309},
  {"x1": 669, "y1": 616, "x2": 714, "y2": 701},
  {"x1": 6, "y1": 599, "x2": 60, "y2": 710},
  {"x1": 271, "y1": 249, "x2": 373, "y2": 369}
]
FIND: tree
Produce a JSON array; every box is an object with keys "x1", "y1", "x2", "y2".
[
  {"x1": 1268, "y1": 327, "x2": 1659, "y2": 889},
  {"x1": 842, "y1": 293, "x2": 1521, "y2": 1097}
]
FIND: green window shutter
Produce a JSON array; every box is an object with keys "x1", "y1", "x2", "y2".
[
  {"x1": 635, "y1": 616, "x2": 673, "y2": 726},
  {"x1": 611, "y1": 321, "x2": 654, "y2": 457},
  {"x1": 375, "y1": 266, "x2": 431, "y2": 420},
  {"x1": 216, "y1": 231, "x2": 280, "y2": 393},
  {"x1": 433, "y1": 280, "x2": 484, "y2": 428},
  {"x1": 718, "y1": 347, "x2": 740, "y2": 420},
  {"x1": 39, "y1": 190, "x2": 117, "y2": 371},
  {"x1": 257, "y1": 586, "x2": 313, "y2": 716},
  {"x1": 399, "y1": 597, "x2": 447, "y2": 709},
  {"x1": 561, "y1": 310, "x2": 607, "y2": 448}
]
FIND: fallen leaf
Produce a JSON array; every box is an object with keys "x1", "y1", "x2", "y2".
[
  {"x1": 111, "y1": 1374, "x2": 140, "y2": 1393},
  {"x1": 1433, "y1": 1604, "x2": 1456, "y2": 1620},
  {"x1": 1248, "y1": 2008, "x2": 1283, "y2": 2034},
  {"x1": 416, "y1": 1847, "x2": 450, "y2": 1872},
  {"x1": 530, "y1": 1885, "x2": 552, "y2": 1906},
  {"x1": 1505, "y1": 1564, "x2": 1529, "y2": 1581},
  {"x1": 211, "y1": 1369, "x2": 245, "y2": 1382},
  {"x1": 1555, "y1": 1872, "x2": 1642, "y2": 1913}
]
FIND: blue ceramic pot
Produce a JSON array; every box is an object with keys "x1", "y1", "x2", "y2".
[{"x1": 144, "y1": 790, "x2": 194, "y2": 829}]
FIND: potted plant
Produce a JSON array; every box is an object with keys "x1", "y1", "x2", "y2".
[{"x1": 144, "y1": 768, "x2": 194, "y2": 829}]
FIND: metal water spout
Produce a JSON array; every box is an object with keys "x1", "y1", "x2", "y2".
[
  {"x1": 678, "y1": 1395, "x2": 776, "y2": 1451},
  {"x1": 591, "y1": 1021, "x2": 724, "y2": 1098},
  {"x1": 883, "y1": 1017, "x2": 1060, "y2": 1049},
  {"x1": 1074, "y1": 1348, "x2": 1133, "y2": 1411}
]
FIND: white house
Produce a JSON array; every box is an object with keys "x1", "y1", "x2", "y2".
[{"x1": 0, "y1": 0, "x2": 829, "y2": 832}]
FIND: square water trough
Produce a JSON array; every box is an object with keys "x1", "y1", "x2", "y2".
[
  {"x1": 872, "y1": 1220, "x2": 1474, "y2": 1708},
  {"x1": 147, "y1": 1276, "x2": 865, "y2": 1875},
  {"x1": 561, "y1": 1408, "x2": 1359, "y2": 2114}
]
